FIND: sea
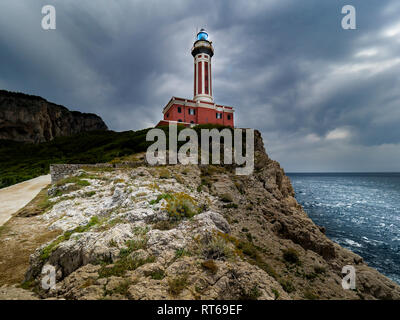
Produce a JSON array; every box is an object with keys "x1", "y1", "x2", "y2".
[{"x1": 287, "y1": 173, "x2": 400, "y2": 285}]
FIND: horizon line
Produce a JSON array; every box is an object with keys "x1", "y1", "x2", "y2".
[{"x1": 286, "y1": 171, "x2": 400, "y2": 174}]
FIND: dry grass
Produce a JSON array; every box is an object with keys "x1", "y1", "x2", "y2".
[
  {"x1": 168, "y1": 274, "x2": 188, "y2": 296},
  {"x1": 0, "y1": 215, "x2": 61, "y2": 286},
  {"x1": 15, "y1": 187, "x2": 51, "y2": 217}
]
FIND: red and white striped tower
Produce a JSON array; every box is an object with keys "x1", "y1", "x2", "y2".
[{"x1": 191, "y1": 29, "x2": 214, "y2": 103}]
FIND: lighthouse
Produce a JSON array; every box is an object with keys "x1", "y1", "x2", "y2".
[
  {"x1": 157, "y1": 29, "x2": 234, "y2": 127},
  {"x1": 192, "y1": 29, "x2": 214, "y2": 103}
]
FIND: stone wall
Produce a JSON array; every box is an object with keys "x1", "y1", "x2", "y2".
[{"x1": 50, "y1": 161, "x2": 146, "y2": 184}]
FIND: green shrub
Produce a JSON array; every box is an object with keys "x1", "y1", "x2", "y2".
[
  {"x1": 98, "y1": 254, "x2": 155, "y2": 278},
  {"x1": 112, "y1": 280, "x2": 131, "y2": 296},
  {"x1": 175, "y1": 248, "x2": 190, "y2": 259},
  {"x1": 201, "y1": 260, "x2": 218, "y2": 274},
  {"x1": 0, "y1": 128, "x2": 159, "y2": 189},
  {"x1": 314, "y1": 265, "x2": 326, "y2": 274},
  {"x1": 202, "y1": 237, "x2": 232, "y2": 260},
  {"x1": 119, "y1": 238, "x2": 147, "y2": 258},
  {"x1": 158, "y1": 167, "x2": 171, "y2": 179},
  {"x1": 239, "y1": 285, "x2": 262, "y2": 300},
  {"x1": 163, "y1": 192, "x2": 198, "y2": 220},
  {"x1": 84, "y1": 191, "x2": 96, "y2": 197},
  {"x1": 304, "y1": 289, "x2": 319, "y2": 300},
  {"x1": 152, "y1": 220, "x2": 176, "y2": 230},
  {"x1": 220, "y1": 193, "x2": 233, "y2": 203},
  {"x1": 40, "y1": 216, "x2": 100, "y2": 261},
  {"x1": 168, "y1": 274, "x2": 188, "y2": 296},
  {"x1": 245, "y1": 233, "x2": 253, "y2": 242},
  {"x1": 282, "y1": 248, "x2": 300, "y2": 264},
  {"x1": 150, "y1": 270, "x2": 165, "y2": 280},
  {"x1": 223, "y1": 203, "x2": 238, "y2": 209},
  {"x1": 305, "y1": 272, "x2": 318, "y2": 280},
  {"x1": 56, "y1": 176, "x2": 90, "y2": 187},
  {"x1": 149, "y1": 193, "x2": 173, "y2": 205},
  {"x1": 271, "y1": 288, "x2": 280, "y2": 300},
  {"x1": 279, "y1": 279, "x2": 295, "y2": 293}
]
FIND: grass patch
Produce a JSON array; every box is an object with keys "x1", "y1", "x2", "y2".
[
  {"x1": 220, "y1": 193, "x2": 233, "y2": 203},
  {"x1": 98, "y1": 254, "x2": 155, "y2": 278},
  {"x1": 112, "y1": 280, "x2": 131, "y2": 296},
  {"x1": 150, "y1": 270, "x2": 165, "y2": 280},
  {"x1": 163, "y1": 192, "x2": 199, "y2": 221},
  {"x1": 80, "y1": 278, "x2": 96, "y2": 289},
  {"x1": 99, "y1": 233, "x2": 151, "y2": 277},
  {"x1": 19, "y1": 279, "x2": 36, "y2": 290},
  {"x1": 168, "y1": 274, "x2": 188, "y2": 296},
  {"x1": 152, "y1": 220, "x2": 176, "y2": 231},
  {"x1": 271, "y1": 288, "x2": 280, "y2": 300},
  {"x1": 119, "y1": 238, "x2": 148, "y2": 258},
  {"x1": 239, "y1": 285, "x2": 262, "y2": 300},
  {"x1": 223, "y1": 203, "x2": 238, "y2": 209},
  {"x1": 304, "y1": 289, "x2": 319, "y2": 300},
  {"x1": 279, "y1": 279, "x2": 295, "y2": 293},
  {"x1": 217, "y1": 232, "x2": 278, "y2": 280},
  {"x1": 84, "y1": 191, "x2": 96, "y2": 197},
  {"x1": 314, "y1": 265, "x2": 326, "y2": 274},
  {"x1": 175, "y1": 248, "x2": 190, "y2": 259},
  {"x1": 0, "y1": 225, "x2": 9, "y2": 237},
  {"x1": 158, "y1": 167, "x2": 171, "y2": 179},
  {"x1": 282, "y1": 248, "x2": 300, "y2": 265},
  {"x1": 201, "y1": 260, "x2": 218, "y2": 274},
  {"x1": 40, "y1": 216, "x2": 101, "y2": 261},
  {"x1": 56, "y1": 176, "x2": 91, "y2": 188},
  {"x1": 201, "y1": 236, "x2": 232, "y2": 260},
  {"x1": 149, "y1": 193, "x2": 173, "y2": 205}
]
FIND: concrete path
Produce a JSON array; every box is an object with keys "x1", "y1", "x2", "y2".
[{"x1": 0, "y1": 175, "x2": 51, "y2": 226}]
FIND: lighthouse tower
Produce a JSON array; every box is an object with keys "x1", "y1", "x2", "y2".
[
  {"x1": 192, "y1": 29, "x2": 214, "y2": 103},
  {"x1": 157, "y1": 29, "x2": 234, "y2": 128}
]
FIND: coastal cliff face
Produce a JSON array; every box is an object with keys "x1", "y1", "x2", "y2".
[
  {"x1": 0, "y1": 131, "x2": 399, "y2": 300},
  {"x1": 0, "y1": 90, "x2": 108, "y2": 143}
]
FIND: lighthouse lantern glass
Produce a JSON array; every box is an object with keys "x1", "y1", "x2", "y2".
[{"x1": 197, "y1": 32, "x2": 208, "y2": 41}]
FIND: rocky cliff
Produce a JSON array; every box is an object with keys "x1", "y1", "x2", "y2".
[
  {"x1": 0, "y1": 90, "x2": 108, "y2": 143},
  {"x1": 0, "y1": 131, "x2": 399, "y2": 300}
]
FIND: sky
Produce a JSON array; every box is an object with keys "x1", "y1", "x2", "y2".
[{"x1": 1, "y1": 0, "x2": 400, "y2": 172}]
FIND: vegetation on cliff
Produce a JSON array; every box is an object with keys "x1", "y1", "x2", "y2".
[
  {"x1": 0, "y1": 124, "x2": 230, "y2": 189},
  {"x1": 0, "y1": 130, "x2": 144, "y2": 188},
  {"x1": 1, "y1": 131, "x2": 399, "y2": 300}
]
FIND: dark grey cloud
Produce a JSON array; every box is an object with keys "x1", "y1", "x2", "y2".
[{"x1": 1, "y1": 0, "x2": 400, "y2": 171}]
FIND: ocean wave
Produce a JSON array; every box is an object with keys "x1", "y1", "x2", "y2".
[
  {"x1": 291, "y1": 173, "x2": 400, "y2": 284},
  {"x1": 344, "y1": 239, "x2": 362, "y2": 248}
]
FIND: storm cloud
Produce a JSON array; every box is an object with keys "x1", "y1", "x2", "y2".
[{"x1": 1, "y1": 0, "x2": 400, "y2": 171}]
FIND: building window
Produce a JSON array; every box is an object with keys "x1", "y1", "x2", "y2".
[
  {"x1": 178, "y1": 107, "x2": 182, "y2": 113},
  {"x1": 189, "y1": 108, "x2": 195, "y2": 115},
  {"x1": 216, "y1": 113, "x2": 222, "y2": 119},
  {"x1": 166, "y1": 113, "x2": 169, "y2": 118},
  {"x1": 227, "y1": 114, "x2": 231, "y2": 120},
  {"x1": 178, "y1": 119, "x2": 182, "y2": 122},
  {"x1": 190, "y1": 121, "x2": 194, "y2": 124}
]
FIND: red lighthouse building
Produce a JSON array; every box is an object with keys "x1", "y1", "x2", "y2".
[{"x1": 157, "y1": 29, "x2": 234, "y2": 128}]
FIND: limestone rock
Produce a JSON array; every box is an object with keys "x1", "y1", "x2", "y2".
[
  {"x1": 16, "y1": 130, "x2": 400, "y2": 300},
  {"x1": 0, "y1": 90, "x2": 107, "y2": 143}
]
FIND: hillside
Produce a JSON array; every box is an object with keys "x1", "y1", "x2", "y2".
[
  {"x1": 0, "y1": 124, "x2": 225, "y2": 189},
  {"x1": 0, "y1": 130, "x2": 399, "y2": 300},
  {"x1": 0, "y1": 90, "x2": 107, "y2": 143},
  {"x1": 0, "y1": 129, "x2": 153, "y2": 188}
]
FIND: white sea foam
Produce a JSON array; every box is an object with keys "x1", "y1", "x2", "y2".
[{"x1": 344, "y1": 239, "x2": 362, "y2": 248}]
